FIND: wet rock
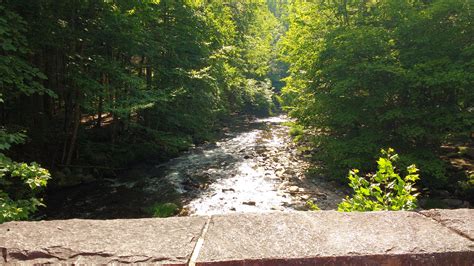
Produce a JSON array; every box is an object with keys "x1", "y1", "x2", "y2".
[
  {"x1": 278, "y1": 181, "x2": 289, "y2": 190},
  {"x1": 243, "y1": 201, "x2": 256, "y2": 206},
  {"x1": 300, "y1": 195, "x2": 311, "y2": 201},
  {"x1": 284, "y1": 169, "x2": 295, "y2": 176},
  {"x1": 315, "y1": 192, "x2": 328, "y2": 199},
  {"x1": 292, "y1": 203, "x2": 308, "y2": 211},
  {"x1": 288, "y1": 186, "x2": 300, "y2": 194}
]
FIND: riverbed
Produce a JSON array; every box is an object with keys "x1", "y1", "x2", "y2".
[{"x1": 42, "y1": 115, "x2": 343, "y2": 219}]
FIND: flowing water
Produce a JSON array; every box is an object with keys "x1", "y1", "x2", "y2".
[{"x1": 43, "y1": 115, "x2": 343, "y2": 219}]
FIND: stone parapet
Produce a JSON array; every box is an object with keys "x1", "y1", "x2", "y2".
[{"x1": 1, "y1": 210, "x2": 472, "y2": 265}]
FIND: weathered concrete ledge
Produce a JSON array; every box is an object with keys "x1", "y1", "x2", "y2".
[{"x1": 0, "y1": 210, "x2": 472, "y2": 265}]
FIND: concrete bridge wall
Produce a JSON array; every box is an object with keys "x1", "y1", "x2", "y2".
[{"x1": 1, "y1": 209, "x2": 473, "y2": 265}]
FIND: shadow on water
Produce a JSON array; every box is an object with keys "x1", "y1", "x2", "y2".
[{"x1": 40, "y1": 165, "x2": 179, "y2": 220}]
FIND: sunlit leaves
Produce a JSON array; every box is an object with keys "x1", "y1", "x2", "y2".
[
  {"x1": 0, "y1": 131, "x2": 50, "y2": 223},
  {"x1": 279, "y1": 0, "x2": 473, "y2": 188},
  {"x1": 338, "y1": 149, "x2": 420, "y2": 212}
]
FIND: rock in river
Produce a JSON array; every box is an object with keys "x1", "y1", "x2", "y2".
[{"x1": 288, "y1": 186, "x2": 300, "y2": 194}]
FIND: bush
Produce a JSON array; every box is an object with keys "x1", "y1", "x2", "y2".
[
  {"x1": 0, "y1": 130, "x2": 50, "y2": 223},
  {"x1": 338, "y1": 149, "x2": 420, "y2": 212}
]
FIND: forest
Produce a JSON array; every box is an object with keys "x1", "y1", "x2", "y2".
[{"x1": 1, "y1": 0, "x2": 472, "y2": 222}]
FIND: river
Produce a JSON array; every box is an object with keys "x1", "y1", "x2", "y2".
[{"x1": 42, "y1": 115, "x2": 343, "y2": 219}]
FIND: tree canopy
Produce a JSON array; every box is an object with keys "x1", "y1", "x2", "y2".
[
  {"x1": 280, "y1": 0, "x2": 473, "y2": 191},
  {"x1": 0, "y1": 0, "x2": 283, "y2": 221},
  {"x1": 1, "y1": 0, "x2": 473, "y2": 221}
]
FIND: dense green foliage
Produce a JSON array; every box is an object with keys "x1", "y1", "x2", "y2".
[
  {"x1": 0, "y1": 0, "x2": 285, "y2": 220},
  {"x1": 1, "y1": 0, "x2": 472, "y2": 219},
  {"x1": 0, "y1": 137, "x2": 51, "y2": 222},
  {"x1": 338, "y1": 149, "x2": 419, "y2": 212},
  {"x1": 280, "y1": 0, "x2": 473, "y2": 190},
  {"x1": 0, "y1": 6, "x2": 52, "y2": 221},
  {"x1": 0, "y1": 125, "x2": 51, "y2": 222},
  {"x1": 0, "y1": 1, "x2": 279, "y2": 178}
]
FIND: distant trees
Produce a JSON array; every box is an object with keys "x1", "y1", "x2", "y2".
[{"x1": 280, "y1": 0, "x2": 473, "y2": 190}]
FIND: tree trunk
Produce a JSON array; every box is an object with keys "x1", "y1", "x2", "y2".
[
  {"x1": 65, "y1": 88, "x2": 81, "y2": 165},
  {"x1": 97, "y1": 73, "x2": 106, "y2": 128}
]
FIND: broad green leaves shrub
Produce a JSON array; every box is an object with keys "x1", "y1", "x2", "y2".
[
  {"x1": 338, "y1": 149, "x2": 420, "y2": 212},
  {"x1": 0, "y1": 129, "x2": 50, "y2": 223}
]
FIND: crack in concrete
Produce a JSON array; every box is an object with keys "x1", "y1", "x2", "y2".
[
  {"x1": 417, "y1": 211, "x2": 473, "y2": 242},
  {"x1": 1, "y1": 248, "x2": 7, "y2": 263},
  {"x1": 188, "y1": 216, "x2": 212, "y2": 266}
]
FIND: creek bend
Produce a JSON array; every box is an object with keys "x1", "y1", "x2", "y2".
[{"x1": 42, "y1": 116, "x2": 343, "y2": 219}]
